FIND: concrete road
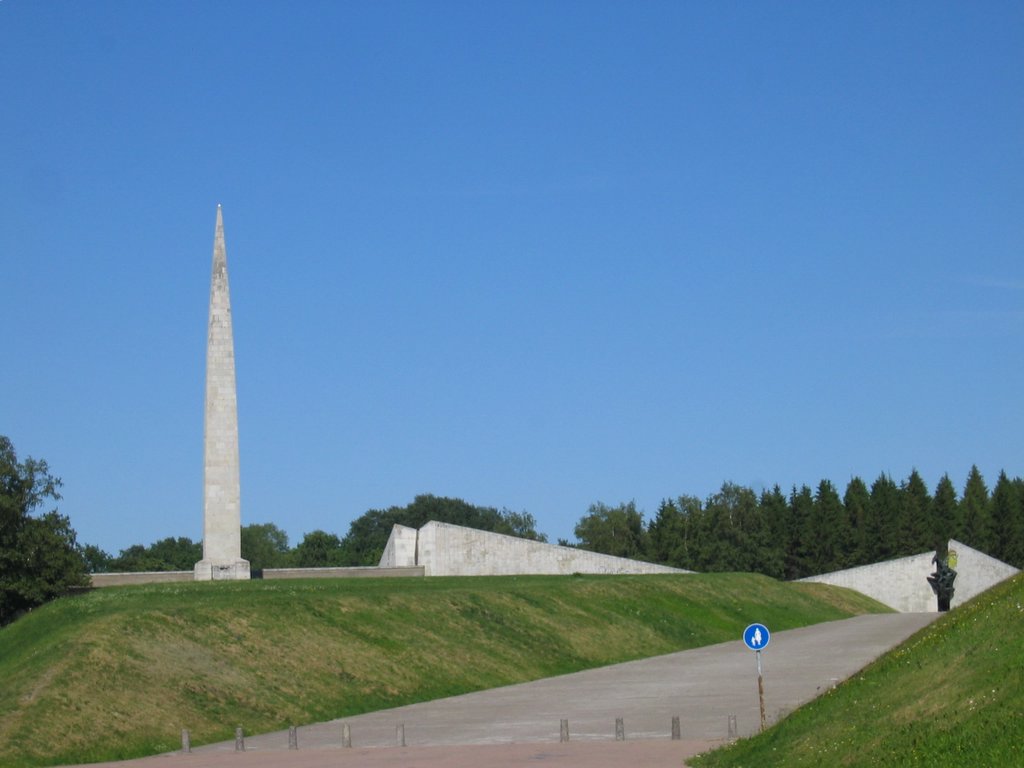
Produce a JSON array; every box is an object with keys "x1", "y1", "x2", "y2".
[{"x1": 66, "y1": 612, "x2": 938, "y2": 768}]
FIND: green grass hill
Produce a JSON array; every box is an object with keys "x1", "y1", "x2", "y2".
[
  {"x1": 692, "y1": 572, "x2": 1024, "y2": 767},
  {"x1": 0, "y1": 573, "x2": 884, "y2": 767}
]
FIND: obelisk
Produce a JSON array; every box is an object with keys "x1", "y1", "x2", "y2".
[{"x1": 194, "y1": 205, "x2": 250, "y2": 580}]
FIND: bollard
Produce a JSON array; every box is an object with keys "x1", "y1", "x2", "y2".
[
  {"x1": 560, "y1": 719, "x2": 569, "y2": 743},
  {"x1": 288, "y1": 725, "x2": 298, "y2": 750},
  {"x1": 615, "y1": 717, "x2": 625, "y2": 741},
  {"x1": 235, "y1": 727, "x2": 245, "y2": 752},
  {"x1": 342, "y1": 723, "x2": 352, "y2": 748},
  {"x1": 181, "y1": 729, "x2": 191, "y2": 753},
  {"x1": 727, "y1": 714, "x2": 738, "y2": 740},
  {"x1": 397, "y1": 722, "x2": 406, "y2": 747},
  {"x1": 671, "y1": 716, "x2": 680, "y2": 741}
]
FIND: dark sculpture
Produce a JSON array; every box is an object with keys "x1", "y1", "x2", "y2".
[{"x1": 927, "y1": 554, "x2": 957, "y2": 612}]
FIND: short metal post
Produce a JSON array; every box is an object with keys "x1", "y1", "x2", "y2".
[
  {"x1": 560, "y1": 719, "x2": 569, "y2": 742},
  {"x1": 288, "y1": 725, "x2": 298, "y2": 750},
  {"x1": 181, "y1": 729, "x2": 191, "y2": 753},
  {"x1": 235, "y1": 727, "x2": 245, "y2": 752},
  {"x1": 727, "y1": 714, "x2": 738, "y2": 740},
  {"x1": 342, "y1": 723, "x2": 352, "y2": 748},
  {"x1": 671, "y1": 716, "x2": 680, "y2": 740},
  {"x1": 615, "y1": 717, "x2": 625, "y2": 741},
  {"x1": 397, "y1": 722, "x2": 405, "y2": 747}
]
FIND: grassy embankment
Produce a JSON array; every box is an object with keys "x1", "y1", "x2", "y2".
[
  {"x1": 692, "y1": 572, "x2": 1024, "y2": 767},
  {"x1": 0, "y1": 572, "x2": 886, "y2": 767}
]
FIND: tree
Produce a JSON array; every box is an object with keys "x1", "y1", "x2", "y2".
[
  {"x1": 990, "y1": 472, "x2": 1024, "y2": 567},
  {"x1": 80, "y1": 544, "x2": 114, "y2": 574},
  {"x1": 865, "y1": 474, "x2": 899, "y2": 562},
  {"x1": 759, "y1": 485, "x2": 791, "y2": 572},
  {"x1": 896, "y1": 470, "x2": 932, "y2": 555},
  {"x1": 109, "y1": 537, "x2": 201, "y2": 572},
  {"x1": 786, "y1": 485, "x2": 814, "y2": 579},
  {"x1": 241, "y1": 522, "x2": 291, "y2": 570},
  {"x1": 931, "y1": 474, "x2": 960, "y2": 550},
  {"x1": 292, "y1": 530, "x2": 346, "y2": 567},
  {"x1": 805, "y1": 480, "x2": 846, "y2": 575},
  {"x1": 339, "y1": 494, "x2": 547, "y2": 566},
  {"x1": 1, "y1": 436, "x2": 89, "y2": 626},
  {"x1": 698, "y1": 482, "x2": 779, "y2": 575},
  {"x1": 573, "y1": 501, "x2": 647, "y2": 559},
  {"x1": 843, "y1": 477, "x2": 871, "y2": 567},
  {"x1": 960, "y1": 466, "x2": 993, "y2": 553}
]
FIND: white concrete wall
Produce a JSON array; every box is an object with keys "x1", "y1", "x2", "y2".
[
  {"x1": 379, "y1": 524, "x2": 419, "y2": 568},
  {"x1": 407, "y1": 521, "x2": 690, "y2": 577},
  {"x1": 799, "y1": 539, "x2": 1018, "y2": 612},
  {"x1": 946, "y1": 539, "x2": 1020, "y2": 607}
]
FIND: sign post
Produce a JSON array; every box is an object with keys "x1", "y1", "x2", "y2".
[{"x1": 742, "y1": 623, "x2": 771, "y2": 732}]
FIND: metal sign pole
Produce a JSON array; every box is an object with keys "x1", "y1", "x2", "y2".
[
  {"x1": 756, "y1": 649, "x2": 766, "y2": 731},
  {"x1": 743, "y1": 623, "x2": 771, "y2": 734}
]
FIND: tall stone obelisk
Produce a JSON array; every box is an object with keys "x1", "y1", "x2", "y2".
[{"x1": 195, "y1": 205, "x2": 250, "y2": 580}]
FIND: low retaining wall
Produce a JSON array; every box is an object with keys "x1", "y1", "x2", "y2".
[
  {"x1": 262, "y1": 566, "x2": 424, "y2": 579},
  {"x1": 89, "y1": 566, "x2": 425, "y2": 588},
  {"x1": 90, "y1": 571, "x2": 194, "y2": 588}
]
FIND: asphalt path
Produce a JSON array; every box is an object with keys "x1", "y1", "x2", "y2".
[{"x1": 66, "y1": 612, "x2": 938, "y2": 768}]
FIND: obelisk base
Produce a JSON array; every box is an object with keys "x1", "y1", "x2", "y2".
[{"x1": 194, "y1": 559, "x2": 251, "y2": 581}]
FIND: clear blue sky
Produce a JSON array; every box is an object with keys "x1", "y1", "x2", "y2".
[{"x1": 2, "y1": 2, "x2": 1021, "y2": 555}]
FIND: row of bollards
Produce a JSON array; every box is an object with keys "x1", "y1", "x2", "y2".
[{"x1": 181, "y1": 714, "x2": 742, "y2": 753}]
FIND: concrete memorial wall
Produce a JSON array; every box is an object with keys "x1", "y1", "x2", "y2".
[
  {"x1": 798, "y1": 539, "x2": 1019, "y2": 612},
  {"x1": 379, "y1": 520, "x2": 690, "y2": 577}
]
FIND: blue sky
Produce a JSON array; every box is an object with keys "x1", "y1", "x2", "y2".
[{"x1": 2, "y1": 2, "x2": 1021, "y2": 555}]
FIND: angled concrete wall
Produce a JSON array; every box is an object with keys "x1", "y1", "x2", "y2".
[
  {"x1": 379, "y1": 524, "x2": 418, "y2": 568},
  {"x1": 381, "y1": 521, "x2": 690, "y2": 577},
  {"x1": 799, "y1": 539, "x2": 1018, "y2": 612},
  {"x1": 944, "y1": 540, "x2": 1020, "y2": 607}
]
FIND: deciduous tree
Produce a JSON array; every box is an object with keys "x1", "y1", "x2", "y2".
[{"x1": 0, "y1": 436, "x2": 88, "y2": 625}]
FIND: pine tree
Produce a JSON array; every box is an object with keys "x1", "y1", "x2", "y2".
[
  {"x1": 786, "y1": 485, "x2": 814, "y2": 579},
  {"x1": 931, "y1": 473, "x2": 960, "y2": 549},
  {"x1": 897, "y1": 469, "x2": 932, "y2": 554},
  {"x1": 759, "y1": 485, "x2": 790, "y2": 578},
  {"x1": 960, "y1": 466, "x2": 994, "y2": 554},
  {"x1": 806, "y1": 480, "x2": 845, "y2": 574},
  {"x1": 991, "y1": 472, "x2": 1024, "y2": 567},
  {"x1": 648, "y1": 498, "x2": 686, "y2": 567},
  {"x1": 866, "y1": 474, "x2": 899, "y2": 561},
  {"x1": 843, "y1": 476, "x2": 871, "y2": 567}
]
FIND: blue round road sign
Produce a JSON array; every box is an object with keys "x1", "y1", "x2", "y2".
[{"x1": 743, "y1": 623, "x2": 770, "y2": 650}]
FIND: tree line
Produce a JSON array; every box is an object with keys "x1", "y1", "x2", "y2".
[
  {"x1": 84, "y1": 493, "x2": 546, "y2": 573},
  {"x1": 3, "y1": 431, "x2": 1021, "y2": 625},
  {"x1": 573, "y1": 467, "x2": 1024, "y2": 577}
]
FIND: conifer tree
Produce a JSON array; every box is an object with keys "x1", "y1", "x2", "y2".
[
  {"x1": 990, "y1": 471, "x2": 1024, "y2": 567},
  {"x1": 806, "y1": 480, "x2": 845, "y2": 575},
  {"x1": 843, "y1": 476, "x2": 871, "y2": 567},
  {"x1": 897, "y1": 470, "x2": 932, "y2": 554},
  {"x1": 960, "y1": 466, "x2": 994, "y2": 553},
  {"x1": 786, "y1": 485, "x2": 814, "y2": 579},
  {"x1": 866, "y1": 474, "x2": 900, "y2": 561},
  {"x1": 648, "y1": 498, "x2": 686, "y2": 567},
  {"x1": 931, "y1": 473, "x2": 960, "y2": 548},
  {"x1": 759, "y1": 485, "x2": 790, "y2": 575}
]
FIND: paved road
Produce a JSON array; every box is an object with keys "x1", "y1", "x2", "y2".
[{"x1": 67, "y1": 612, "x2": 938, "y2": 768}]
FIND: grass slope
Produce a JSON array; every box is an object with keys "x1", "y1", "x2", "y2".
[
  {"x1": 692, "y1": 572, "x2": 1024, "y2": 767},
  {"x1": 0, "y1": 573, "x2": 886, "y2": 767}
]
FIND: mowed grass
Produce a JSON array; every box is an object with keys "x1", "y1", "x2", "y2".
[
  {"x1": 0, "y1": 573, "x2": 886, "y2": 767},
  {"x1": 691, "y1": 572, "x2": 1024, "y2": 768}
]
